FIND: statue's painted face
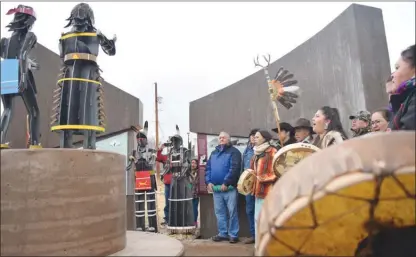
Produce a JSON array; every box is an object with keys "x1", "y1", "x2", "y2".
[
  {"x1": 137, "y1": 136, "x2": 147, "y2": 147},
  {"x1": 172, "y1": 137, "x2": 181, "y2": 149}
]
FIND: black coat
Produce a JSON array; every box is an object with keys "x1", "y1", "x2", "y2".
[{"x1": 389, "y1": 87, "x2": 416, "y2": 131}]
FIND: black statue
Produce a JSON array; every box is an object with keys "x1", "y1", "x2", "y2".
[
  {"x1": 126, "y1": 121, "x2": 158, "y2": 232},
  {"x1": 50, "y1": 3, "x2": 116, "y2": 149},
  {"x1": 1, "y1": 5, "x2": 41, "y2": 149},
  {"x1": 164, "y1": 125, "x2": 195, "y2": 233}
]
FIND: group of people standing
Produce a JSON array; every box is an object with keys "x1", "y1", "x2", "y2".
[{"x1": 204, "y1": 44, "x2": 415, "y2": 245}]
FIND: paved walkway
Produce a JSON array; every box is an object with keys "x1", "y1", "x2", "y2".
[
  {"x1": 110, "y1": 231, "x2": 184, "y2": 256},
  {"x1": 182, "y1": 239, "x2": 254, "y2": 256}
]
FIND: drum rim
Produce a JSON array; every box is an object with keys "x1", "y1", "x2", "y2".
[
  {"x1": 256, "y1": 165, "x2": 415, "y2": 256},
  {"x1": 272, "y1": 143, "x2": 320, "y2": 176},
  {"x1": 238, "y1": 169, "x2": 255, "y2": 195},
  {"x1": 257, "y1": 132, "x2": 416, "y2": 256}
]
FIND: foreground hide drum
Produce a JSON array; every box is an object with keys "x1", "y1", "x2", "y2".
[
  {"x1": 238, "y1": 169, "x2": 256, "y2": 195},
  {"x1": 256, "y1": 132, "x2": 416, "y2": 256},
  {"x1": 272, "y1": 143, "x2": 320, "y2": 176}
]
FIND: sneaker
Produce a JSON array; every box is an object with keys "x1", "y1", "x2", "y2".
[
  {"x1": 243, "y1": 237, "x2": 255, "y2": 244},
  {"x1": 212, "y1": 235, "x2": 228, "y2": 242},
  {"x1": 229, "y1": 237, "x2": 239, "y2": 244},
  {"x1": 161, "y1": 220, "x2": 168, "y2": 226}
]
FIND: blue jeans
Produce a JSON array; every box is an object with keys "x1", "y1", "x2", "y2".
[
  {"x1": 213, "y1": 189, "x2": 239, "y2": 238},
  {"x1": 192, "y1": 198, "x2": 199, "y2": 223},
  {"x1": 164, "y1": 183, "x2": 170, "y2": 222},
  {"x1": 245, "y1": 194, "x2": 255, "y2": 237}
]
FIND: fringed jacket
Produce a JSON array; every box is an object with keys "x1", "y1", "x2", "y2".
[
  {"x1": 250, "y1": 146, "x2": 278, "y2": 199},
  {"x1": 312, "y1": 130, "x2": 345, "y2": 149}
]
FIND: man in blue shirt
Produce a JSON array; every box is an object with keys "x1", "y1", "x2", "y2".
[
  {"x1": 241, "y1": 129, "x2": 258, "y2": 244},
  {"x1": 205, "y1": 131, "x2": 242, "y2": 244}
]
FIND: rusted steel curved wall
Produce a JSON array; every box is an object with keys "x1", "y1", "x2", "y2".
[
  {"x1": 189, "y1": 4, "x2": 390, "y2": 137},
  {"x1": 190, "y1": 3, "x2": 391, "y2": 239},
  {"x1": 1, "y1": 149, "x2": 126, "y2": 256}
]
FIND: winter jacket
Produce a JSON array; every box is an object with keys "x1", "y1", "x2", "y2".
[
  {"x1": 389, "y1": 86, "x2": 416, "y2": 131},
  {"x1": 205, "y1": 144, "x2": 242, "y2": 187},
  {"x1": 312, "y1": 130, "x2": 345, "y2": 149},
  {"x1": 250, "y1": 146, "x2": 278, "y2": 199},
  {"x1": 242, "y1": 144, "x2": 254, "y2": 171},
  {"x1": 190, "y1": 168, "x2": 199, "y2": 198}
]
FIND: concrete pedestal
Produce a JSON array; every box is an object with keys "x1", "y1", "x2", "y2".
[{"x1": 1, "y1": 149, "x2": 126, "y2": 256}]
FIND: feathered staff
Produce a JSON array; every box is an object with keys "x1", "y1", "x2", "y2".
[{"x1": 254, "y1": 54, "x2": 299, "y2": 147}]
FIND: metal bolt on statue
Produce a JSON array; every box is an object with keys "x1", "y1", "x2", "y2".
[
  {"x1": 50, "y1": 3, "x2": 116, "y2": 149},
  {"x1": 254, "y1": 54, "x2": 299, "y2": 147},
  {"x1": 1, "y1": 5, "x2": 41, "y2": 150}
]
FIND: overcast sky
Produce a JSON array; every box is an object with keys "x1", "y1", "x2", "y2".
[{"x1": 1, "y1": 2, "x2": 415, "y2": 142}]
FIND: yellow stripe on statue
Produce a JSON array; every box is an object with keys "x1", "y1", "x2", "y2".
[
  {"x1": 57, "y1": 78, "x2": 102, "y2": 86},
  {"x1": 51, "y1": 125, "x2": 105, "y2": 132},
  {"x1": 60, "y1": 32, "x2": 97, "y2": 40}
]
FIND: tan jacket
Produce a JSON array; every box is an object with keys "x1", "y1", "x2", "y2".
[{"x1": 313, "y1": 131, "x2": 345, "y2": 149}]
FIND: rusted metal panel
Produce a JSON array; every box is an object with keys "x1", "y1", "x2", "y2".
[
  {"x1": 189, "y1": 4, "x2": 390, "y2": 137},
  {"x1": 352, "y1": 5, "x2": 390, "y2": 111},
  {"x1": 4, "y1": 43, "x2": 143, "y2": 148}
]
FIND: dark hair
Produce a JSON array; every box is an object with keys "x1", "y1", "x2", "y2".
[
  {"x1": 401, "y1": 45, "x2": 415, "y2": 68},
  {"x1": 320, "y1": 106, "x2": 349, "y2": 139},
  {"x1": 191, "y1": 158, "x2": 199, "y2": 169},
  {"x1": 257, "y1": 130, "x2": 273, "y2": 142},
  {"x1": 372, "y1": 108, "x2": 393, "y2": 122},
  {"x1": 249, "y1": 128, "x2": 259, "y2": 137}
]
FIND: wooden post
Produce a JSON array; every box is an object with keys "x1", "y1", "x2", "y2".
[{"x1": 154, "y1": 82, "x2": 160, "y2": 178}]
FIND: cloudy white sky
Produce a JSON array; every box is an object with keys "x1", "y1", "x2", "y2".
[{"x1": 1, "y1": 1, "x2": 415, "y2": 142}]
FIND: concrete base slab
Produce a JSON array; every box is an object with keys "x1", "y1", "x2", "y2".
[{"x1": 110, "y1": 231, "x2": 184, "y2": 256}]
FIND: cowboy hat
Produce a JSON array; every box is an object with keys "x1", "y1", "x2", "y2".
[
  {"x1": 293, "y1": 118, "x2": 315, "y2": 134},
  {"x1": 272, "y1": 122, "x2": 294, "y2": 134}
]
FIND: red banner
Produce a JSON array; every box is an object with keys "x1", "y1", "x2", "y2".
[{"x1": 135, "y1": 171, "x2": 152, "y2": 191}]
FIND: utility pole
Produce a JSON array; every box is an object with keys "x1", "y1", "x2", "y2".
[
  {"x1": 187, "y1": 132, "x2": 190, "y2": 151},
  {"x1": 154, "y1": 82, "x2": 160, "y2": 178}
]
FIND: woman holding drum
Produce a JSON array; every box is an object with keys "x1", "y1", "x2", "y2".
[{"x1": 249, "y1": 130, "x2": 278, "y2": 238}]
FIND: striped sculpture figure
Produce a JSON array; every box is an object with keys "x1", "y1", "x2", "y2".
[
  {"x1": 127, "y1": 121, "x2": 159, "y2": 232},
  {"x1": 50, "y1": 3, "x2": 116, "y2": 149}
]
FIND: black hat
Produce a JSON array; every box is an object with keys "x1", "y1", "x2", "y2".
[
  {"x1": 249, "y1": 128, "x2": 260, "y2": 137},
  {"x1": 272, "y1": 122, "x2": 294, "y2": 134},
  {"x1": 293, "y1": 118, "x2": 315, "y2": 134},
  {"x1": 136, "y1": 132, "x2": 147, "y2": 139},
  {"x1": 257, "y1": 130, "x2": 273, "y2": 142}
]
